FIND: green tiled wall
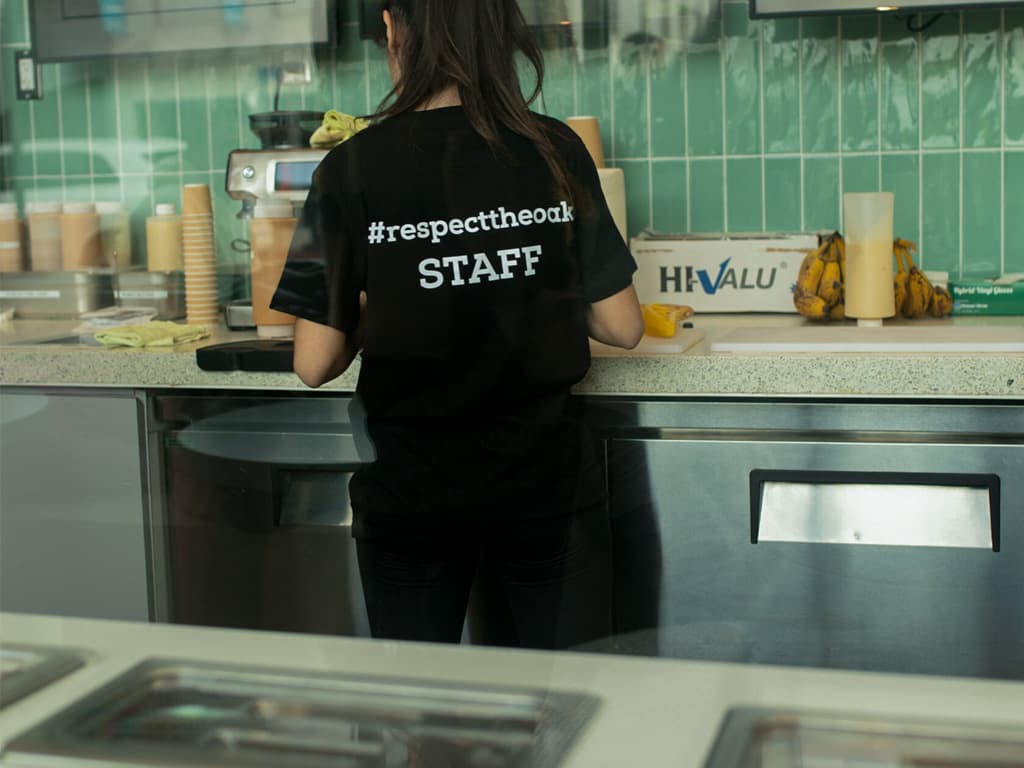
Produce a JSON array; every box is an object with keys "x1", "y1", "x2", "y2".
[{"x1": 1, "y1": 0, "x2": 1022, "y2": 276}]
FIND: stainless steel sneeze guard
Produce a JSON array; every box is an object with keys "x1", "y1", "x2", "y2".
[
  {"x1": 703, "y1": 707, "x2": 1024, "y2": 768},
  {"x1": 5, "y1": 658, "x2": 599, "y2": 768},
  {"x1": 0, "y1": 644, "x2": 89, "y2": 710},
  {"x1": 751, "y1": 471, "x2": 1000, "y2": 551}
]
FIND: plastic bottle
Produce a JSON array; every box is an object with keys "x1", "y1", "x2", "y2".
[
  {"x1": 96, "y1": 201, "x2": 133, "y2": 269},
  {"x1": 249, "y1": 200, "x2": 297, "y2": 338},
  {"x1": 146, "y1": 203, "x2": 183, "y2": 271},
  {"x1": 61, "y1": 202, "x2": 104, "y2": 270},
  {"x1": 0, "y1": 203, "x2": 24, "y2": 272},
  {"x1": 26, "y1": 202, "x2": 63, "y2": 272}
]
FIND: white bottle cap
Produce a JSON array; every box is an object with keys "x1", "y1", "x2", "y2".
[
  {"x1": 25, "y1": 202, "x2": 62, "y2": 215},
  {"x1": 0, "y1": 202, "x2": 18, "y2": 219},
  {"x1": 62, "y1": 202, "x2": 97, "y2": 214},
  {"x1": 95, "y1": 201, "x2": 126, "y2": 214},
  {"x1": 254, "y1": 200, "x2": 294, "y2": 219},
  {"x1": 155, "y1": 203, "x2": 177, "y2": 216}
]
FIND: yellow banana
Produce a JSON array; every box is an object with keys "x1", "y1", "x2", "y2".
[
  {"x1": 795, "y1": 293, "x2": 830, "y2": 320},
  {"x1": 817, "y1": 257, "x2": 842, "y2": 308},
  {"x1": 795, "y1": 246, "x2": 827, "y2": 296},
  {"x1": 929, "y1": 285, "x2": 954, "y2": 317},
  {"x1": 834, "y1": 232, "x2": 846, "y2": 284},
  {"x1": 829, "y1": 299, "x2": 846, "y2": 320},
  {"x1": 893, "y1": 242, "x2": 909, "y2": 317},
  {"x1": 904, "y1": 269, "x2": 933, "y2": 318}
]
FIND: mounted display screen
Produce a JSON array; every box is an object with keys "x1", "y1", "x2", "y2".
[
  {"x1": 31, "y1": 0, "x2": 335, "y2": 62},
  {"x1": 751, "y1": 0, "x2": 1024, "y2": 17}
]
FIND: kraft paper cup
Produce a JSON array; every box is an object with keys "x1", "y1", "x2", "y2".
[
  {"x1": 182, "y1": 184, "x2": 213, "y2": 216},
  {"x1": 567, "y1": 116, "x2": 606, "y2": 169}
]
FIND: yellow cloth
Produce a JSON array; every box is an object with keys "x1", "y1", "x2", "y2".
[
  {"x1": 95, "y1": 321, "x2": 209, "y2": 348},
  {"x1": 309, "y1": 110, "x2": 369, "y2": 149}
]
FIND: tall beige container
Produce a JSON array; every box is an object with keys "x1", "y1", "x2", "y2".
[
  {"x1": 61, "y1": 202, "x2": 104, "y2": 270},
  {"x1": 844, "y1": 192, "x2": 896, "y2": 327},
  {"x1": 250, "y1": 201, "x2": 297, "y2": 338},
  {"x1": 146, "y1": 204, "x2": 183, "y2": 271},
  {"x1": 96, "y1": 201, "x2": 133, "y2": 269},
  {"x1": 26, "y1": 202, "x2": 63, "y2": 272},
  {"x1": 0, "y1": 203, "x2": 24, "y2": 272}
]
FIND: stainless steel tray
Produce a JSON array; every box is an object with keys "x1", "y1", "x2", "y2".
[
  {"x1": 703, "y1": 707, "x2": 1024, "y2": 767},
  {"x1": 0, "y1": 644, "x2": 89, "y2": 710},
  {"x1": 0, "y1": 270, "x2": 115, "y2": 318},
  {"x1": 6, "y1": 658, "x2": 599, "y2": 767}
]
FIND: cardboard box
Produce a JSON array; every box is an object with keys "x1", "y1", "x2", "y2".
[
  {"x1": 630, "y1": 231, "x2": 821, "y2": 313},
  {"x1": 950, "y1": 278, "x2": 1024, "y2": 316}
]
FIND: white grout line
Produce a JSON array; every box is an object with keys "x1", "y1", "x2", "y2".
[
  {"x1": 759, "y1": 19, "x2": 767, "y2": 231},
  {"x1": 572, "y1": 49, "x2": 580, "y2": 116},
  {"x1": 235, "y1": 53, "x2": 245, "y2": 149},
  {"x1": 27, "y1": 98, "x2": 37, "y2": 183},
  {"x1": 174, "y1": 56, "x2": 184, "y2": 192},
  {"x1": 798, "y1": 18, "x2": 805, "y2": 231},
  {"x1": 641, "y1": 147, "x2": 1011, "y2": 161},
  {"x1": 363, "y1": 41, "x2": 372, "y2": 114},
  {"x1": 84, "y1": 61, "x2": 95, "y2": 200},
  {"x1": 54, "y1": 63, "x2": 66, "y2": 201},
  {"x1": 143, "y1": 59, "x2": 154, "y2": 211},
  {"x1": 917, "y1": 20, "x2": 924, "y2": 260},
  {"x1": 721, "y1": 9, "x2": 729, "y2": 233},
  {"x1": 646, "y1": 48, "x2": 654, "y2": 231},
  {"x1": 205, "y1": 63, "x2": 215, "y2": 176},
  {"x1": 609, "y1": 40, "x2": 616, "y2": 166},
  {"x1": 113, "y1": 58, "x2": 126, "y2": 202},
  {"x1": 684, "y1": 36, "x2": 691, "y2": 232},
  {"x1": 877, "y1": 15, "x2": 883, "y2": 190},
  {"x1": 837, "y1": 17, "x2": 844, "y2": 232},
  {"x1": 958, "y1": 11, "x2": 965, "y2": 275},
  {"x1": 1000, "y1": 8, "x2": 1007, "y2": 276}
]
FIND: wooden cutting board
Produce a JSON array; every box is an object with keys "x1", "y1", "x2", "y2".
[
  {"x1": 591, "y1": 328, "x2": 705, "y2": 356},
  {"x1": 711, "y1": 325, "x2": 1024, "y2": 353}
]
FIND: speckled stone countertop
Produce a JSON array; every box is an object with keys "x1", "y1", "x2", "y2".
[{"x1": 1, "y1": 315, "x2": 1022, "y2": 399}]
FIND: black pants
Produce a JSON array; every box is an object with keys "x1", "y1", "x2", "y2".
[{"x1": 354, "y1": 501, "x2": 612, "y2": 650}]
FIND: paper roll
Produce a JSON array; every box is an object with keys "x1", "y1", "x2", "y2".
[
  {"x1": 567, "y1": 116, "x2": 606, "y2": 169},
  {"x1": 598, "y1": 168, "x2": 628, "y2": 243}
]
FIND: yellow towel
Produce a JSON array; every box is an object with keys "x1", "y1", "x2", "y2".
[
  {"x1": 95, "y1": 321, "x2": 209, "y2": 348},
  {"x1": 310, "y1": 110, "x2": 369, "y2": 149}
]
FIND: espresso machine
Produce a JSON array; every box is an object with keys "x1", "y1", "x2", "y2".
[
  {"x1": 225, "y1": 146, "x2": 328, "y2": 221},
  {"x1": 221, "y1": 109, "x2": 329, "y2": 337}
]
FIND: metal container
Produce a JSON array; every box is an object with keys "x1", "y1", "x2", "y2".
[
  {"x1": 0, "y1": 644, "x2": 88, "y2": 710},
  {"x1": 0, "y1": 270, "x2": 115, "y2": 317},
  {"x1": 115, "y1": 269, "x2": 185, "y2": 319},
  {"x1": 5, "y1": 657, "x2": 598, "y2": 767},
  {"x1": 704, "y1": 707, "x2": 1024, "y2": 767}
]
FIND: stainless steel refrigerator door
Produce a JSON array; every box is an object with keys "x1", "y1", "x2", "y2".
[{"x1": 606, "y1": 435, "x2": 1023, "y2": 679}]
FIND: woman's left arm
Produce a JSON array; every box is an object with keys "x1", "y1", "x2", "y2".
[{"x1": 293, "y1": 292, "x2": 366, "y2": 388}]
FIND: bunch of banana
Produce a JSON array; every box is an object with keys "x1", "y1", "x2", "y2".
[
  {"x1": 793, "y1": 231, "x2": 846, "y2": 321},
  {"x1": 795, "y1": 234, "x2": 953, "y2": 321},
  {"x1": 893, "y1": 239, "x2": 953, "y2": 318}
]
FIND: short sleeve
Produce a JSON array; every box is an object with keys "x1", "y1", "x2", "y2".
[
  {"x1": 566, "y1": 135, "x2": 637, "y2": 303},
  {"x1": 270, "y1": 149, "x2": 367, "y2": 333}
]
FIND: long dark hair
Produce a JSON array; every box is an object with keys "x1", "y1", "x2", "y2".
[{"x1": 374, "y1": 0, "x2": 576, "y2": 206}]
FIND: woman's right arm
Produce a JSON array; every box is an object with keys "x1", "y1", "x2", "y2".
[{"x1": 587, "y1": 284, "x2": 644, "y2": 349}]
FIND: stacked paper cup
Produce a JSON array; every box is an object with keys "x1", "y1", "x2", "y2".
[{"x1": 181, "y1": 183, "x2": 219, "y2": 325}]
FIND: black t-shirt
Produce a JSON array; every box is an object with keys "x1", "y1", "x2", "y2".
[{"x1": 272, "y1": 107, "x2": 635, "y2": 525}]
